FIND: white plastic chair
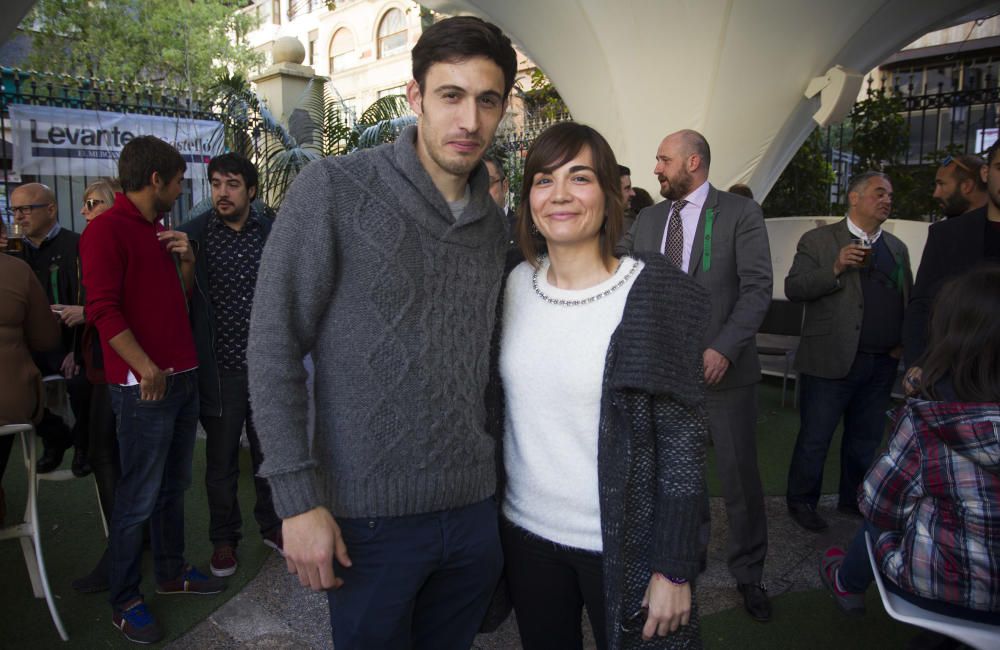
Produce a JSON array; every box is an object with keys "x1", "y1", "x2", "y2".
[
  {"x1": 41, "y1": 375, "x2": 108, "y2": 537},
  {"x1": 0, "y1": 423, "x2": 69, "y2": 641},
  {"x1": 866, "y1": 532, "x2": 1000, "y2": 650}
]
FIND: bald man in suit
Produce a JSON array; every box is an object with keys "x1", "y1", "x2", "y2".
[{"x1": 618, "y1": 129, "x2": 773, "y2": 622}]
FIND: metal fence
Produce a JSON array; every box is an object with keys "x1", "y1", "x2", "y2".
[
  {"x1": 817, "y1": 76, "x2": 997, "y2": 213},
  {"x1": 0, "y1": 67, "x2": 219, "y2": 232}
]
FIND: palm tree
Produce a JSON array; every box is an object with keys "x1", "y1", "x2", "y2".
[{"x1": 211, "y1": 73, "x2": 415, "y2": 208}]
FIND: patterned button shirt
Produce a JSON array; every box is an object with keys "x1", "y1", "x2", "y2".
[
  {"x1": 205, "y1": 212, "x2": 266, "y2": 371},
  {"x1": 861, "y1": 399, "x2": 1000, "y2": 613}
]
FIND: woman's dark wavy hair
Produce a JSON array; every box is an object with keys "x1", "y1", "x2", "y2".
[
  {"x1": 515, "y1": 122, "x2": 624, "y2": 269},
  {"x1": 917, "y1": 266, "x2": 1000, "y2": 402}
]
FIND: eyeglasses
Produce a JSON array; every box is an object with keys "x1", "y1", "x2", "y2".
[
  {"x1": 942, "y1": 154, "x2": 976, "y2": 175},
  {"x1": 84, "y1": 198, "x2": 106, "y2": 211},
  {"x1": 5, "y1": 203, "x2": 52, "y2": 217}
]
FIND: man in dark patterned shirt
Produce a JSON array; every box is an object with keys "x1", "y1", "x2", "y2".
[{"x1": 179, "y1": 154, "x2": 279, "y2": 577}]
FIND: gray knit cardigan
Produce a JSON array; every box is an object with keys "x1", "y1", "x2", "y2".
[{"x1": 488, "y1": 254, "x2": 710, "y2": 650}]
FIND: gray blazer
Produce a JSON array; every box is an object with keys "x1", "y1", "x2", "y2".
[
  {"x1": 784, "y1": 219, "x2": 912, "y2": 379},
  {"x1": 618, "y1": 185, "x2": 773, "y2": 390}
]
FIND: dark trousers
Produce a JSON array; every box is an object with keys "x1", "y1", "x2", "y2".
[
  {"x1": 201, "y1": 370, "x2": 279, "y2": 546},
  {"x1": 501, "y1": 518, "x2": 608, "y2": 650},
  {"x1": 88, "y1": 382, "x2": 119, "y2": 523},
  {"x1": 327, "y1": 497, "x2": 503, "y2": 650},
  {"x1": 787, "y1": 352, "x2": 897, "y2": 508},
  {"x1": 107, "y1": 371, "x2": 199, "y2": 609},
  {"x1": 699, "y1": 384, "x2": 767, "y2": 584},
  {"x1": 34, "y1": 351, "x2": 91, "y2": 453},
  {"x1": 838, "y1": 521, "x2": 996, "y2": 624}
]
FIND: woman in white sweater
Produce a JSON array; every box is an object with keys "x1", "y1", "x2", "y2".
[{"x1": 495, "y1": 122, "x2": 709, "y2": 650}]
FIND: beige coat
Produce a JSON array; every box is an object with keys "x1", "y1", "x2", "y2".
[{"x1": 0, "y1": 254, "x2": 60, "y2": 426}]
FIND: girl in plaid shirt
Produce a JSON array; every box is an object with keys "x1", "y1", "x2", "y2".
[{"x1": 820, "y1": 266, "x2": 1000, "y2": 624}]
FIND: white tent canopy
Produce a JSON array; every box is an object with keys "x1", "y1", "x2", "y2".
[{"x1": 423, "y1": 0, "x2": 998, "y2": 200}]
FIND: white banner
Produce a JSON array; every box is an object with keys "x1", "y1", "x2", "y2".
[{"x1": 8, "y1": 104, "x2": 223, "y2": 179}]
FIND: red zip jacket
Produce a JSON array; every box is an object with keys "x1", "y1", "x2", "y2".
[{"x1": 79, "y1": 193, "x2": 197, "y2": 384}]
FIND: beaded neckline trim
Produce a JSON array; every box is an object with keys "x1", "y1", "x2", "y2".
[{"x1": 532, "y1": 258, "x2": 638, "y2": 306}]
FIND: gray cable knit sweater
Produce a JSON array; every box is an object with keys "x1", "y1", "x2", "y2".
[{"x1": 247, "y1": 126, "x2": 508, "y2": 519}]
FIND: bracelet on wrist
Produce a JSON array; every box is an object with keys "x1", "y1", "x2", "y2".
[{"x1": 654, "y1": 571, "x2": 688, "y2": 585}]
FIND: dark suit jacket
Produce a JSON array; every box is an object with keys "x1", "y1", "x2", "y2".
[
  {"x1": 785, "y1": 219, "x2": 912, "y2": 379},
  {"x1": 902, "y1": 207, "x2": 991, "y2": 367},
  {"x1": 618, "y1": 184, "x2": 773, "y2": 389}
]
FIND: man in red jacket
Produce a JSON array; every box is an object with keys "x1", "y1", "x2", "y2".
[{"x1": 81, "y1": 135, "x2": 225, "y2": 644}]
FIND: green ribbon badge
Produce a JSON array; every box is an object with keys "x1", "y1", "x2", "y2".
[{"x1": 701, "y1": 208, "x2": 715, "y2": 272}]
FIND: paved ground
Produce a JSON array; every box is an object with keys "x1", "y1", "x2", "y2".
[{"x1": 168, "y1": 495, "x2": 861, "y2": 649}]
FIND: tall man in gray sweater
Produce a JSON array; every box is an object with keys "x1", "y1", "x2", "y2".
[{"x1": 247, "y1": 16, "x2": 517, "y2": 650}]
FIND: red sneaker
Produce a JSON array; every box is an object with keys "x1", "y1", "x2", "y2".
[{"x1": 210, "y1": 545, "x2": 238, "y2": 577}]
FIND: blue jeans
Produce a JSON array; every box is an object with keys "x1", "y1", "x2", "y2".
[
  {"x1": 839, "y1": 521, "x2": 996, "y2": 624},
  {"x1": 327, "y1": 498, "x2": 503, "y2": 650},
  {"x1": 108, "y1": 371, "x2": 199, "y2": 609},
  {"x1": 787, "y1": 352, "x2": 898, "y2": 508}
]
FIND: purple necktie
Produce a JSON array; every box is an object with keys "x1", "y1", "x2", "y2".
[{"x1": 665, "y1": 199, "x2": 687, "y2": 268}]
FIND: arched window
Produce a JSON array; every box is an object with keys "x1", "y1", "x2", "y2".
[
  {"x1": 377, "y1": 8, "x2": 407, "y2": 59},
  {"x1": 329, "y1": 28, "x2": 356, "y2": 73}
]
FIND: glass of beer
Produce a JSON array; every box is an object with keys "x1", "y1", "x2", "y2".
[
  {"x1": 4, "y1": 221, "x2": 25, "y2": 255},
  {"x1": 850, "y1": 236, "x2": 872, "y2": 268}
]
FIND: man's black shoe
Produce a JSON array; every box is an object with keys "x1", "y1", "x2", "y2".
[
  {"x1": 787, "y1": 502, "x2": 828, "y2": 532},
  {"x1": 72, "y1": 549, "x2": 110, "y2": 593},
  {"x1": 36, "y1": 446, "x2": 66, "y2": 474},
  {"x1": 71, "y1": 446, "x2": 92, "y2": 478},
  {"x1": 737, "y1": 583, "x2": 771, "y2": 622}
]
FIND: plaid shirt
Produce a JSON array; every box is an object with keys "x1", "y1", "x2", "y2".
[{"x1": 860, "y1": 399, "x2": 1000, "y2": 613}]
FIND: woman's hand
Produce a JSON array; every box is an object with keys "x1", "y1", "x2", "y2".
[{"x1": 641, "y1": 572, "x2": 691, "y2": 640}]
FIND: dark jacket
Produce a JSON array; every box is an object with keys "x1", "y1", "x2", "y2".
[
  {"x1": 488, "y1": 254, "x2": 710, "y2": 650},
  {"x1": 179, "y1": 207, "x2": 273, "y2": 416},
  {"x1": 23, "y1": 227, "x2": 83, "y2": 360},
  {"x1": 618, "y1": 185, "x2": 773, "y2": 390},
  {"x1": 902, "y1": 207, "x2": 994, "y2": 367},
  {"x1": 785, "y1": 219, "x2": 912, "y2": 379}
]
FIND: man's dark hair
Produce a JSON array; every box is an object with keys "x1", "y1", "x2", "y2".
[
  {"x1": 945, "y1": 153, "x2": 986, "y2": 192},
  {"x1": 482, "y1": 149, "x2": 507, "y2": 180},
  {"x1": 727, "y1": 183, "x2": 754, "y2": 200},
  {"x1": 618, "y1": 164, "x2": 631, "y2": 177},
  {"x1": 847, "y1": 170, "x2": 889, "y2": 197},
  {"x1": 208, "y1": 153, "x2": 259, "y2": 193},
  {"x1": 118, "y1": 135, "x2": 186, "y2": 193},
  {"x1": 411, "y1": 16, "x2": 518, "y2": 99},
  {"x1": 986, "y1": 142, "x2": 1000, "y2": 166}
]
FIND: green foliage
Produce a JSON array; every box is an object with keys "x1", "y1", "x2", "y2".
[
  {"x1": 520, "y1": 68, "x2": 571, "y2": 121},
  {"x1": 846, "y1": 88, "x2": 908, "y2": 172},
  {"x1": 213, "y1": 73, "x2": 414, "y2": 207},
  {"x1": 763, "y1": 130, "x2": 836, "y2": 217},
  {"x1": 21, "y1": 0, "x2": 262, "y2": 95}
]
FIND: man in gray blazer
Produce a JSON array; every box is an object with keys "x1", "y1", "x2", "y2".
[
  {"x1": 784, "y1": 171, "x2": 912, "y2": 533},
  {"x1": 618, "y1": 129, "x2": 773, "y2": 622}
]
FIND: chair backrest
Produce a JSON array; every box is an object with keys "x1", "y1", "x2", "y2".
[
  {"x1": 865, "y1": 532, "x2": 1000, "y2": 650},
  {"x1": 758, "y1": 300, "x2": 804, "y2": 336}
]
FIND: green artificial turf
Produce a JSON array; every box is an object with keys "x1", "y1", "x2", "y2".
[
  {"x1": 706, "y1": 378, "x2": 847, "y2": 497},
  {"x1": 0, "y1": 436, "x2": 271, "y2": 648},
  {"x1": 702, "y1": 587, "x2": 920, "y2": 649}
]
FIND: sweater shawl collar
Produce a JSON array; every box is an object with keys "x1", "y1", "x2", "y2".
[
  {"x1": 377, "y1": 124, "x2": 501, "y2": 248},
  {"x1": 607, "y1": 254, "x2": 710, "y2": 408}
]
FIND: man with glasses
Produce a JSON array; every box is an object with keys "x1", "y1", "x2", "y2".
[
  {"x1": 904, "y1": 147, "x2": 1000, "y2": 373},
  {"x1": 10, "y1": 182, "x2": 91, "y2": 475},
  {"x1": 932, "y1": 154, "x2": 986, "y2": 220}
]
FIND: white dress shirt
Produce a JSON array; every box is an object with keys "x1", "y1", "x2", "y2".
[{"x1": 659, "y1": 180, "x2": 710, "y2": 272}]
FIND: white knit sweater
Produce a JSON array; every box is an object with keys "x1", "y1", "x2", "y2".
[{"x1": 500, "y1": 256, "x2": 644, "y2": 551}]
